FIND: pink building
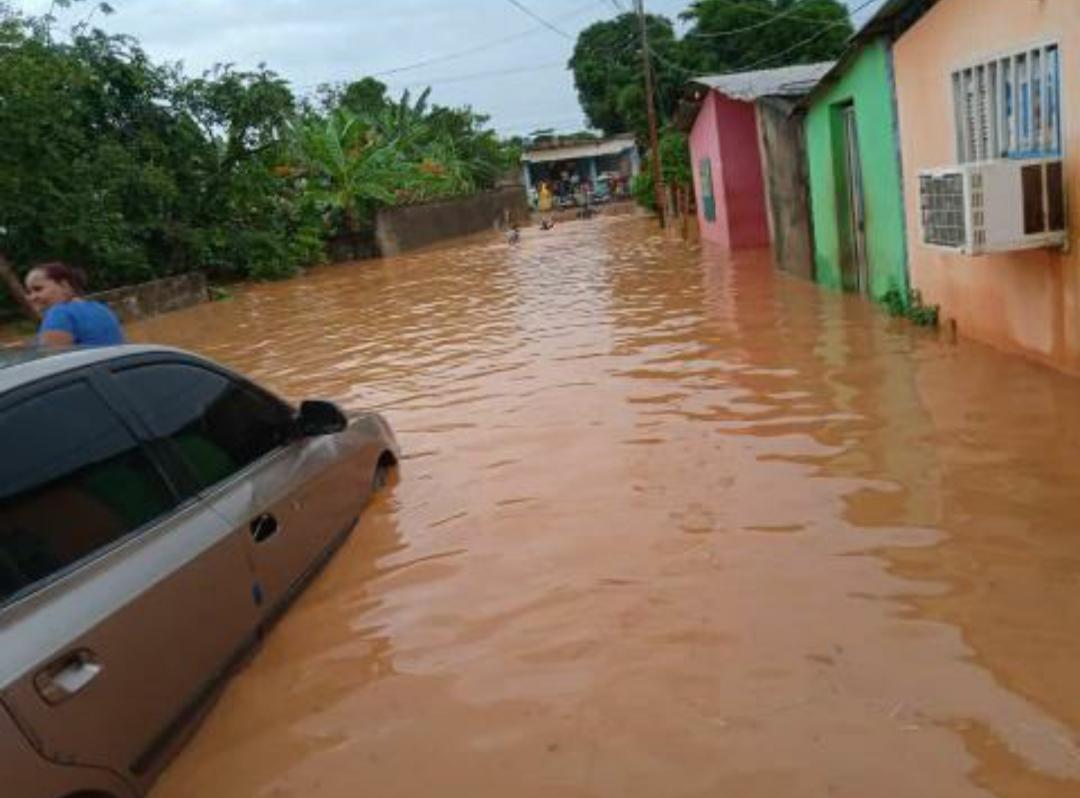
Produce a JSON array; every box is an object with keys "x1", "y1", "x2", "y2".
[{"x1": 686, "y1": 64, "x2": 833, "y2": 254}]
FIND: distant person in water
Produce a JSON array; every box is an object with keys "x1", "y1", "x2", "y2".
[{"x1": 24, "y1": 262, "x2": 124, "y2": 347}]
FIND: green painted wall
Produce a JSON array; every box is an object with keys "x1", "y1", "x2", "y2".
[{"x1": 805, "y1": 38, "x2": 908, "y2": 300}]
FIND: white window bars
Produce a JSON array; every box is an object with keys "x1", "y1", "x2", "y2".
[{"x1": 952, "y1": 44, "x2": 1061, "y2": 163}]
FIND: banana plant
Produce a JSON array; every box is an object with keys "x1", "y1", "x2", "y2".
[{"x1": 286, "y1": 109, "x2": 410, "y2": 233}]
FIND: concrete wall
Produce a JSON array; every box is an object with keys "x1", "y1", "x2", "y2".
[
  {"x1": 375, "y1": 186, "x2": 528, "y2": 257},
  {"x1": 689, "y1": 91, "x2": 770, "y2": 250},
  {"x1": 894, "y1": 0, "x2": 1080, "y2": 373},
  {"x1": 806, "y1": 38, "x2": 909, "y2": 300},
  {"x1": 89, "y1": 272, "x2": 208, "y2": 322},
  {"x1": 756, "y1": 97, "x2": 815, "y2": 279}
]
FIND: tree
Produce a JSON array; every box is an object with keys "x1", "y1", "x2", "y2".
[
  {"x1": 287, "y1": 109, "x2": 406, "y2": 238},
  {"x1": 680, "y1": 0, "x2": 852, "y2": 74},
  {"x1": 631, "y1": 126, "x2": 692, "y2": 211},
  {"x1": 568, "y1": 2, "x2": 853, "y2": 143},
  {"x1": 340, "y1": 77, "x2": 389, "y2": 115},
  {"x1": 569, "y1": 12, "x2": 685, "y2": 138},
  {"x1": 0, "y1": 1, "x2": 524, "y2": 314}
]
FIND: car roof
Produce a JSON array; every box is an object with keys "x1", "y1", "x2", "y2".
[{"x1": 0, "y1": 344, "x2": 198, "y2": 394}]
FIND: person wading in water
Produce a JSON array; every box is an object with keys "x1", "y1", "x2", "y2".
[{"x1": 24, "y1": 262, "x2": 124, "y2": 347}]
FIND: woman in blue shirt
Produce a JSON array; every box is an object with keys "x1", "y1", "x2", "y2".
[{"x1": 24, "y1": 262, "x2": 125, "y2": 347}]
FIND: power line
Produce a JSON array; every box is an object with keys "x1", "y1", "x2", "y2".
[
  {"x1": 736, "y1": 0, "x2": 878, "y2": 71},
  {"x1": 648, "y1": 0, "x2": 878, "y2": 76},
  {"x1": 683, "y1": 0, "x2": 841, "y2": 40},
  {"x1": 646, "y1": 43, "x2": 693, "y2": 75},
  {"x1": 390, "y1": 61, "x2": 568, "y2": 90},
  {"x1": 364, "y1": 0, "x2": 602, "y2": 79},
  {"x1": 502, "y1": 0, "x2": 575, "y2": 40},
  {"x1": 291, "y1": 0, "x2": 642, "y2": 98}
]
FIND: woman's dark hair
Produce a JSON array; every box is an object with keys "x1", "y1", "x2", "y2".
[{"x1": 30, "y1": 261, "x2": 87, "y2": 294}]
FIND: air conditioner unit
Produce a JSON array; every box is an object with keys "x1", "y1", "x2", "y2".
[{"x1": 918, "y1": 156, "x2": 1066, "y2": 255}]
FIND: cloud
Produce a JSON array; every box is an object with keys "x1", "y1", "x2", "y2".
[{"x1": 10, "y1": 0, "x2": 884, "y2": 135}]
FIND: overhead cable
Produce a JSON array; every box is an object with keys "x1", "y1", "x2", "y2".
[
  {"x1": 368, "y1": 0, "x2": 602, "y2": 78},
  {"x1": 683, "y1": 0, "x2": 838, "y2": 39},
  {"x1": 391, "y1": 61, "x2": 568, "y2": 90},
  {"x1": 736, "y1": 0, "x2": 879, "y2": 70},
  {"x1": 502, "y1": 0, "x2": 575, "y2": 40}
]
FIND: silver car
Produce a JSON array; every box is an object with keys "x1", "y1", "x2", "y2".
[{"x1": 0, "y1": 345, "x2": 399, "y2": 798}]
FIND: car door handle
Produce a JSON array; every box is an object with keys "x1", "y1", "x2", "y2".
[
  {"x1": 35, "y1": 649, "x2": 102, "y2": 705},
  {"x1": 250, "y1": 513, "x2": 279, "y2": 543}
]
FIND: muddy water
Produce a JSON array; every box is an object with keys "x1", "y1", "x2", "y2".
[{"x1": 137, "y1": 216, "x2": 1080, "y2": 798}]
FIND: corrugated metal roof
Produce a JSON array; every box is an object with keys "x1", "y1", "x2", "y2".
[
  {"x1": 522, "y1": 135, "x2": 637, "y2": 164},
  {"x1": 691, "y1": 62, "x2": 835, "y2": 102}
]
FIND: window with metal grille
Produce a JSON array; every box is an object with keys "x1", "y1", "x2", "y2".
[
  {"x1": 952, "y1": 43, "x2": 1061, "y2": 163},
  {"x1": 920, "y1": 173, "x2": 967, "y2": 247}
]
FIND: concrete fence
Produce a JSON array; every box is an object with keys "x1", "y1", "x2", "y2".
[
  {"x1": 375, "y1": 186, "x2": 529, "y2": 257},
  {"x1": 89, "y1": 272, "x2": 209, "y2": 322}
]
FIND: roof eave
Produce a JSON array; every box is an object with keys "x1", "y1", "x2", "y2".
[{"x1": 796, "y1": 0, "x2": 938, "y2": 112}]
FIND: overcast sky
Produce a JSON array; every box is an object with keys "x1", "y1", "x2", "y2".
[{"x1": 15, "y1": 0, "x2": 886, "y2": 135}]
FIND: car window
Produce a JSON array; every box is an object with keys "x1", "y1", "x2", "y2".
[
  {"x1": 113, "y1": 363, "x2": 294, "y2": 491},
  {"x1": 0, "y1": 380, "x2": 177, "y2": 604}
]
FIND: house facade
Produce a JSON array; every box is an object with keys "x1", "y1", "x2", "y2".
[
  {"x1": 892, "y1": 0, "x2": 1079, "y2": 371},
  {"x1": 804, "y1": 37, "x2": 909, "y2": 301},
  {"x1": 686, "y1": 64, "x2": 832, "y2": 257},
  {"x1": 521, "y1": 134, "x2": 639, "y2": 205},
  {"x1": 688, "y1": 87, "x2": 769, "y2": 249}
]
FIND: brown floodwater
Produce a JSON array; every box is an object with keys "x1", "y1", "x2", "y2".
[{"x1": 135, "y1": 215, "x2": 1080, "y2": 797}]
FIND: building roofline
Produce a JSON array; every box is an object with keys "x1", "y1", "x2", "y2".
[{"x1": 796, "y1": 0, "x2": 938, "y2": 110}]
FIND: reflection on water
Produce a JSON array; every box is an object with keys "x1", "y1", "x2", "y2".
[{"x1": 141, "y1": 217, "x2": 1080, "y2": 797}]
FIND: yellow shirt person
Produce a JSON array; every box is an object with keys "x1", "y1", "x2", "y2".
[{"x1": 538, "y1": 183, "x2": 553, "y2": 213}]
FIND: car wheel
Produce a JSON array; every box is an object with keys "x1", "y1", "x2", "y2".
[
  {"x1": 372, "y1": 456, "x2": 396, "y2": 492},
  {"x1": 372, "y1": 464, "x2": 389, "y2": 491}
]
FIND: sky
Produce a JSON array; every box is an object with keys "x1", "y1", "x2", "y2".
[{"x1": 14, "y1": 0, "x2": 887, "y2": 136}]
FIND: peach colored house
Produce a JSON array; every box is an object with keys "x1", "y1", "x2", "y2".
[
  {"x1": 893, "y1": 0, "x2": 1078, "y2": 372},
  {"x1": 686, "y1": 65, "x2": 832, "y2": 251}
]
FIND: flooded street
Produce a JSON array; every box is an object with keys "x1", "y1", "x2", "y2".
[{"x1": 135, "y1": 215, "x2": 1080, "y2": 797}]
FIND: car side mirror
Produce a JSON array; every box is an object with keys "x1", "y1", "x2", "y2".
[{"x1": 297, "y1": 400, "x2": 348, "y2": 437}]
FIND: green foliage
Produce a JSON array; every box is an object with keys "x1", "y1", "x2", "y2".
[
  {"x1": 208, "y1": 285, "x2": 233, "y2": 302},
  {"x1": 287, "y1": 90, "x2": 518, "y2": 239},
  {"x1": 882, "y1": 286, "x2": 940, "y2": 327},
  {"x1": 680, "y1": 0, "x2": 852, "y2": 74},
  {"x1": 571, "y1": 2, "x2": 852, "y2": 140},
  {"x1": 569, "y1": 12, "x2": 685, "y2": 138},
  {"x1": 659, "y1": 127, "x2": 691, "y2": 189},
  {"x1": 339, "y1": 77, "x2": 390, "y2": 115},
  {"x1": 631, "y1": 170, "x2": 656, "y2": 211},
  {"x1": 628, "y1": 128, "x2": 690, "y2": 212},
  {"x1": 0, "y1": 1, "x2": 520, "y2": 309},
  {"x1": 0, "y1": 6, "x2": 310, "y2": 290}
]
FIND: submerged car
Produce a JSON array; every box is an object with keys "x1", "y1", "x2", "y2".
[{"x1": 0, "y1": 345, "x2": 399, "y2": 798}]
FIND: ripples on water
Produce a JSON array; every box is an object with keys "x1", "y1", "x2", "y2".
[{"x1": 137, "y1": 216, "x2": 1080, "y2": 797}]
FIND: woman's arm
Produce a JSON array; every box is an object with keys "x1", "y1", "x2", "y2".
[
  {"x1": 39, "y1": 329, "x2": 75, "y2": 346},
  {"x1": 38, "y1": 305, "x2": 76, "y2": 347}
]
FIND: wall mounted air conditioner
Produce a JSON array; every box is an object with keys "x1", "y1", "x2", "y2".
[{"x1": 918, "y1": 156, "x2": 1066, "y2": 255}]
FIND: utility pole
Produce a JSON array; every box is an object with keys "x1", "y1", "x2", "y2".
[{"x1": 634, "y1": 0, "x2": 665, "y2": 228}]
